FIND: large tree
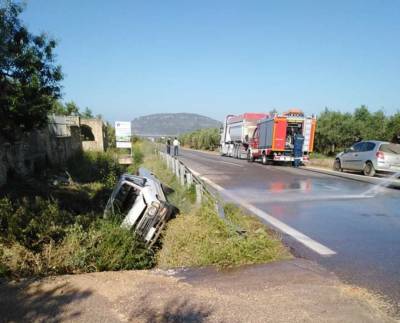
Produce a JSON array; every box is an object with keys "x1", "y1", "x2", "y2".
[{"x1": 0, "y1": 1, "x2": 63, "y2": 139}]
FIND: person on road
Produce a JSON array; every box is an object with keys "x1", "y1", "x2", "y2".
[
  {"x1": 166, "y1": 137, "x2": 171, "y2": 155},
  {"x1": 293, "y1": 133, "x2": 304, "y2": 168},
  {"x1": 173, "y1": 137, "x2": 180, "y2": 156}
]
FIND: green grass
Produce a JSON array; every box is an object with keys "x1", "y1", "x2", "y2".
[
  {"x1": 140, "y1": 147, "x2": 291, "y2": 269},
  {"x1": 0, "y1": 148, "x2": 155, "y2": 278},
  {"x1": 1, "y1": 141, "x2": 292, "y2": 277},
  {"x1": 157, "y1": 202, "x2": 291, "y2": 268},
  {"x1": 141, "y1": 150, "x2": 196, "y2": 214}
]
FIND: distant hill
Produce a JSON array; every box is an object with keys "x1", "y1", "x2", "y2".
[{"x1": 131, "y1": 113, "x2": 221, "y2": 136}]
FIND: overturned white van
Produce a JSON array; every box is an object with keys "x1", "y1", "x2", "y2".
[{"x1": 104, "y1": 168, "x2": 177, "y2": 247}]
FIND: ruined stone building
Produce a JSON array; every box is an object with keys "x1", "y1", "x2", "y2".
[{"x1": 0, "y1": 115, "x2": 107, "y2": 186}]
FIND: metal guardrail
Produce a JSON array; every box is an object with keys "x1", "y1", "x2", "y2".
[
  {"x1": 156, "y1": 149, "x2": 246, "y2": 235},
  {"x1": 157, "y1": 150, "x2": 215, "y2": 205}
]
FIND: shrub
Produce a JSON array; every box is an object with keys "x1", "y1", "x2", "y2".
[
  {"x1": 54, "y1": 221, "x2": 155, "y2": 273},
  {"x1": 180, "y1": 128, "x2": 220, "y2": 150},
  {"x1": 0, "y1": 197, "x2": 84, "y2": 252},
  {"x1": 67, "y1": 151, "x2": 124, "y2": 188}
]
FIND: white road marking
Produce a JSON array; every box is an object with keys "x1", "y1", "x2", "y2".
[
  {"x1": 218, "y1": 160, "x2": 243, "y2": 167},
  {"x1": 188, "y1": 167, "x2": 337, "y2": 257}
]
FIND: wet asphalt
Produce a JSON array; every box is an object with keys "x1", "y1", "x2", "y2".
[{"x1": 178, "y1": 149, "x2": 400, "y2": 310}]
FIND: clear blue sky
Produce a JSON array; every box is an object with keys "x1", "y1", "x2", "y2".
[{"x1": 22, "y1": 0, "x2": 400, "y2": 122}]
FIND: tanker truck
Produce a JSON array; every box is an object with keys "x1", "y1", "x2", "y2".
[
  {"x1": 220, "y1": 113, "x2": 269, "y2": 158},
  {"x1": 248, "y1": 109, "x2": 316, "y2": 164}
]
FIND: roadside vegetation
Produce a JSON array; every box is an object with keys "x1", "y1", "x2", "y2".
[
  {"x1": 0, "y1": 140, "x2": 290, "y2": 277},
  {"x1": 0, "y1": 149, "x2": 154, "y2": 278},
  {"x1": 140, "y1": 146, "x2": 291, "y2": 268},
  {"x1": 179, "y1": 128, "x2": 220, "y2": 151}
]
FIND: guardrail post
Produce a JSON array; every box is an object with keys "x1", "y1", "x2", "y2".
[
  {"x1": 186, "y1": 172, "x2": 193, "y2": 188},
  {"x1": 195, "y1": 184, "x2": 202, "y2": 205},
  {"x1": 175, "y1": 159, "x2": 180, "y2": 178},
  {"x1": 180, "y1": 165, "x2": 185, "y2": 186},
  {"x1": 171, "y1": 156, "x2": 175, "y2": 173}
]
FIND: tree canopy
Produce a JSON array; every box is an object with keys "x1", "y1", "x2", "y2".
[
  {"x1": 315, "y1": 106, "x2": 400, "y2": 154},
  {"x1": 0, "y1": 1, "x2": 63, "y2": 139}
]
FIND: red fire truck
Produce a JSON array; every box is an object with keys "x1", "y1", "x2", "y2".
[
  {"x1": 247, "y1": 109, "x2": 317, "y2": 164},
  {"x1": 220, "y1": 113, "x2": 269, "y2": 158}
]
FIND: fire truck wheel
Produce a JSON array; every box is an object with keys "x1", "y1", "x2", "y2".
[
  {"x1": 262, "y1": 154, "x2": 268, "y2": 165},
  {"x1": 247, "y1": 151, "x2": 254, "y2": 162}
]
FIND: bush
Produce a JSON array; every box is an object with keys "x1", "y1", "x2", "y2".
[
  {"x1": 0, "y1": 197, "x2": 86, "y2": 252},
  {"x1": 315, "y1": 106, "x2": 400, "y2": 154},
  {"x1": 180, "y1": 128, "x2": 220, "y2": 150},
  {"x1": 51, "y1": 220, "x2": 155, "y2": 273},
  {"x1": 67, "y1": 151, "x2": 124, "y2": 188},
  {"x1": 0, "y1": 220, "x2": 155, "y2": 277}
]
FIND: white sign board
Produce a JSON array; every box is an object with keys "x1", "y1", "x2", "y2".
[
  {"x1": 115, "y1": 121, "x2": 132, "y2": 142},
  {"x1": 116, "y1": 141, "x2": 132, "y2": 148}
]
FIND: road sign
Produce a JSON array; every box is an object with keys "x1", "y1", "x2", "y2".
[
  {"x1": 115, "y1": 121, "x2": 132, "y2": 142},
  {"x1": 116, "y1": 141, "x2": 132, "y2": 148}
]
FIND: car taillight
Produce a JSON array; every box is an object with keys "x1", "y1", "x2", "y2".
[{"x1": 376, "y1": 151, "x2": 385, "y2": 159}]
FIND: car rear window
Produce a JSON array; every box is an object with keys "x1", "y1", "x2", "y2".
[{"x1": 380, "y1": 143, "x2": 400, "y2": 155}]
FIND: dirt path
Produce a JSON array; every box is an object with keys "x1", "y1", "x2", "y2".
[{"x1": 0, "y1": 259, "x2": 396, "y2": 322}]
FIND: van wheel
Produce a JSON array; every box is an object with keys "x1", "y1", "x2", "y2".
[
  {"x1": 262, "y1": 154, "x2": 268, "y2": 165},
  {"x1": 363, "y1": 162, "x2": 376, "y2": 177},
  {"x1": 333, "y1": 159, "x2": 342, "y2": 172}
]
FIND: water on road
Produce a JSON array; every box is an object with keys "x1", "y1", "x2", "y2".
[{"x1": 178, "y1": 149, "x2": 400, "y2": 311}]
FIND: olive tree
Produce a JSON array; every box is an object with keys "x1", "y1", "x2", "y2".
[{"x1": 0, "y1": 1, "x2": 63, "y2": 139}]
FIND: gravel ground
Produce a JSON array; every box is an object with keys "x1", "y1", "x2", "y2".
[{"x1": 0, "y1": 259, "x2": 396, "y2": 323}]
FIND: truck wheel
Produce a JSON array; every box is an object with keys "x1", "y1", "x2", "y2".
[
  {"x1": 333, "y1": 159, "x2": 342, "y2": 172},
  {"x1": 262, "y1": 154, "x2": 268, "y2": 165},
  {"x1": 363, "y1": 161, "x2": 376, "y2": 177},
  {"x1": 247, "y1": 151, "x2": 254, "y2": 162}
]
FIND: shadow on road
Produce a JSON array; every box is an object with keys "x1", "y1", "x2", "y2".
[
  {"x1": 0, "y1": 279, "x2": 92, "y2": 322},
  {"x1": 130, "y1": 294, "x2": 212, "y2": 323}
]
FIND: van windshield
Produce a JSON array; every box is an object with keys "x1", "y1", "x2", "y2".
[{"x1": 380, "y1": 143, "x2": 400, "y2": 155}]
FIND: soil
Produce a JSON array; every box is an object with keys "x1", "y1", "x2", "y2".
[{"x1": 0, "y1": 259, "x2": 396, "y2": 323}]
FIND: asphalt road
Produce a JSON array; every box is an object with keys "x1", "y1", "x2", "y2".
[{"x1": 178, "y1": 148, "x2": 400, "y2": 311}]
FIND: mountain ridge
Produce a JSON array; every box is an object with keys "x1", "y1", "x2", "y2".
[{"x1": 131, "y1": 113, "x2": 221, "y2": 136}]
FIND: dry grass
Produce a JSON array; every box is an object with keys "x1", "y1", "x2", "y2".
[
  {"x1": 306, "y1": 158, "x2": 334, "y2": 169},
  {"x1": 140, "y1": 147, "x2": 291, "y2": 269},
  {"x1": 156, "y1": 201, "x2": 291, "y2": 269},
  {"x1": 340, "y1": 284, "x2": 399, "y2": 321}
]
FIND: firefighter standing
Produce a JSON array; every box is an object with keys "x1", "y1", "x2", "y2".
[{"x1": 293, "y1": 133, "x2": 304, "y2": 168}]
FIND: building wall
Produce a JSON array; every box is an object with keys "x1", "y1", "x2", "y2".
[
  {"x1": 0, "y1": 123, "x2": 82, "y2": 187},
  {"x1": 0, "y1": 116, "x2": 108, "y2": 186},
  {"x1": 80, "y1": 118, "x2": 106, "y2": 152}
]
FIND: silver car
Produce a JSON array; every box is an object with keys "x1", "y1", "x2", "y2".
[{"x1": 334, "y1": 140, "x2": 400, "y2": 176}]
